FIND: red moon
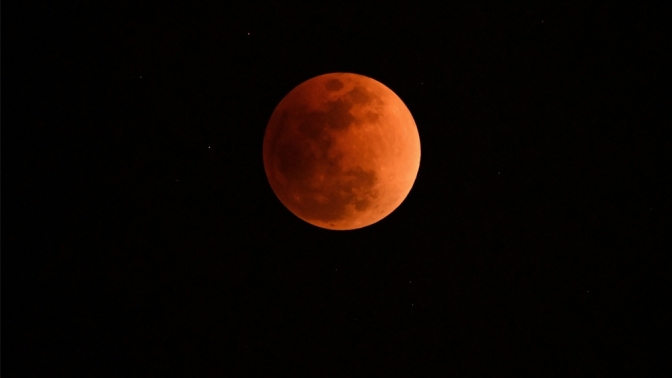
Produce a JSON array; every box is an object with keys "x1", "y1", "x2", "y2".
[{"x1": 263, "y1": 73, "x2": 421, "y2": 230}]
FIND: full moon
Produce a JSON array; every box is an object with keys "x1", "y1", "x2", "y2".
[{"x1": 263, "y1": 72, "x2": 421, "y2": 230}]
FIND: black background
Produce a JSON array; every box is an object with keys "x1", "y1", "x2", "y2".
[{"x1": 7, "y1": 1, "x2": 670, "y2": 376}]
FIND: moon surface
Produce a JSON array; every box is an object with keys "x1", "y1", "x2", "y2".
[{"x1": 263, "y1": 72, "x2": 421, "y2": 230}]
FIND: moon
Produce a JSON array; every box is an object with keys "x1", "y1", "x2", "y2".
[{"x1": 263, "y1": 72, "x2": 421, "y2": 230}]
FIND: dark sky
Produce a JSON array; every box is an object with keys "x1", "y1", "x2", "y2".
[{"x1": 9, "y1": 1, "x2": 669, "y2": 376}]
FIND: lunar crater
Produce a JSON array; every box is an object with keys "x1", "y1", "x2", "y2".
[
  {"x1": 325, "y1": 78, "x2": 344, "y2": 91},
  {"x1": 296, "y1": 166, "x2": 378, "y2": 223}
]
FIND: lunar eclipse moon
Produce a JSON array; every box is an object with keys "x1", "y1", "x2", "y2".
[{"x1": 263, "y1": 73, "x2": 421, "y2": 230}]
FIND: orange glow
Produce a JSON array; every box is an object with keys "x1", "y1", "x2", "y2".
[{"x1": 263, "y1": 73, "x2": 421, "y2": 230}]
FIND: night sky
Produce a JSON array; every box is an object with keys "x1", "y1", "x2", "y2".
[{"x1": 9, "y1": 2, "x2": 669, "y2": 376}]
